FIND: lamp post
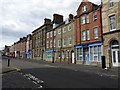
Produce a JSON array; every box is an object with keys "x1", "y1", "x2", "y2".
[{"x1": 42, "y1": 50, "x2": 44, "y2": 61}]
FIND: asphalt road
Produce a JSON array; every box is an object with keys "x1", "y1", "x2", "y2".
[{"x1": 2, "y1": 57, "x2": 119, "y2": 88}]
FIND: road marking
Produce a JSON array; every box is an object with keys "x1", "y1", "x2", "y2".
[
  {"x1": 38, "y1": 85, "x2": 43, "y2": 88},
  {"x1": 32, "y1": 81, "x2": 37, "y2": 85},
  {"x1": 22, "y1": 73, "x2": 44, "y2": 88},
  {"x1": 44, "y1": 64, "x2": 57, "y2": 68}
]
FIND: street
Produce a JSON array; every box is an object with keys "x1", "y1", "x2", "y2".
[{"x1": 1, "y1": 57, "x2": 119, "y2": 89}]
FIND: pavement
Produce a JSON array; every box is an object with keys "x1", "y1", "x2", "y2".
[
  {"x1": 18, "y1": 58, "x2": 119, "y2": 79},
  {"x1": 1, "y1": 57, "x2": 119, "y2": 79},
  {"x1": 0, "y1": 60, "x2": 20, "y2": 74},
  {"x1": 1, "y1": 66, "x2": 19, "y2": 74}
]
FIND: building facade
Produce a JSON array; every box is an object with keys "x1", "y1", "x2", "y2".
[
  {"x1": 32, "y1": 18, "x2": 53, "y2": 60},
  {"x1": 102, "y1": 0, "x2": 120, "y2": 67},
  {"x1": 74, "y1": 0, "x2": 103, "y2": 66},
  {"x1": 26, "y1": 34, "x2": 32, "y2": 59},
  {"x1": 45, "y1": 14, "x2": 63, "y2": 62},
  {"x1": 59, "y1": 14, "x2": 75, "y2": 64},
  {"x1": 9, "y1": 44, "x2": 15, "y2": 58}
]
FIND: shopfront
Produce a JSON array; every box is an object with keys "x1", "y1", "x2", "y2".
[{"x1": 75, "y1": 42, "x2": 102, "y2": 66}]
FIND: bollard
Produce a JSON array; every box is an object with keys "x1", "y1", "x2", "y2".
[{"x1": 8, "y1": 58, "x2": 10, "y2": 67}]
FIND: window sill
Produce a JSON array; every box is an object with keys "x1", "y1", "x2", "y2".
[{"x1": 110, "y1": 29, "x2": 116, "y2": 31}]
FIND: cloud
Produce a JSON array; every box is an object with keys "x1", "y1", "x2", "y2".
[{"x1": 0, "y1": 0, "x2": 101, "y2": 50}]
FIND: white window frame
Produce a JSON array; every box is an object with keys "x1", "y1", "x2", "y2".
[
  {"x1": 86, "y1": 15, "x2": 89, "y2": 23},
  {"x1": 47, "y1": 33, "x2": 49, "y2": 38},
  {"x1": 81, "y1": 16, "x2": 85, "y2": 25},
  {"x1": 94, "y1": 27, "x2": 99, "y2": 39},
  {"x1": 76, "y1": 48, "x2": 83, "y2": 61},
  {"x1": 93, "y1": 11, "x2": 97, "y2": 21},
  {"x1": 86, "y1": 29, "x2": 90, "y2": 40},
  {"x1": 93, "y1": 46, "x2": 98, "y2": 61},
  {"x1": 82, "y1": 30, "x2": 86, "y2": 41},
  {"x1": 50, "y1": 31, "x2": 52, "y2": 37},
  {"x1": 109, "y1": 15, "x2": 116, "y2": 31},
  {"x1": 82, "y1": 6, "x2": 87, "y2": 12}
]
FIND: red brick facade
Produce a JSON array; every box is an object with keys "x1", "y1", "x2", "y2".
[{"x1": 75, "y1": 1, "x2": 102, "y2": 45}]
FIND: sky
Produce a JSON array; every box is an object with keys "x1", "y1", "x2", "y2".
[{"x1": 0, "y1": 0, "x2": 101, "y2": 50}]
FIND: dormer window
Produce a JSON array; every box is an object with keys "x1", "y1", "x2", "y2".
[
  {"x1": 82, "y1": 6, "x2": 87, "y2": 12},
  {"x1": 93, "y1": 11, "x2": 97, "y2": 21}
]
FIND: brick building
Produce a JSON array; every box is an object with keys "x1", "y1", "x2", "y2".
[{"x1": 74, "y1": 0, "x2": 103, "y2": 66}]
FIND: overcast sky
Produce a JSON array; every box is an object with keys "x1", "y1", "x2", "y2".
[{"x1": 0, "y1": 0, "x2": 101, "y2": 50}]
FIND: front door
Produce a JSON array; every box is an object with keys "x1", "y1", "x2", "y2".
[{"x1": 112, "y1": 49, "x2": 120, "y2": 67}]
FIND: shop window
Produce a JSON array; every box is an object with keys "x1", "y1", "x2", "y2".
[{"x1": 76, "y1": 48, "x2": 83, "y2": 61}]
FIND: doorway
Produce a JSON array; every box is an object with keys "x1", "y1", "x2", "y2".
[
  {"x1": 111, "y1": 40, "x2": 120, "y2": 67},
  {"x1": 71, "y1": 51, "x2": 74, "y2": 64}
]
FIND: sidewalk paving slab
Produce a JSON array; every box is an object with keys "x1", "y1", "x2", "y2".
[{"x1": 12, "y1": 58, "x2": 119, "y2": 79}]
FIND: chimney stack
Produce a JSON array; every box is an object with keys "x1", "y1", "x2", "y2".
[
  {"x1": 53, "y1": 14, "x2": 63, "y2": 24},
  {"x1": 69, "y1": 14, "x2": 74, "y2": 20},
  {"x1": 44, "y1": 18, "x2": 52, "y2": 24}
]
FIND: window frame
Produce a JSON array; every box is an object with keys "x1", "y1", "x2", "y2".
[
  {"x1": 86, "y1": 29, "x2": 90, "y2": 40},
  {"x1": 58, "y1": 40, "x2": 61, "y2": 47},
  {"x1": 47, "y1": 41, "x2": 49, "y2": 48},
  {"x1": 50, "y1": 40, "x2": 52, "y2": 48},
  {"x1": 68, "y1": 36, "x2": 72, "y2": 45},
  {"x1": 82, "y1": 5, "x2": 87, "y2": 12},
  {"x1": 54, "y1": 31, "x2": 56, "y2": 36},
  {"x1": 81, "y1": 16, "x2": 86, "y2": 25},
  {"x1": 68, "y1": 25, "x2": 72, "y2": 31},
  {"x1": 93, "y1": 27, "x2": 99, "y2": 39},
  {"x1": 63, "y1": 27, "x2": 67, "y2": 33},
  {"x1": 109, "y1": 0, "x2": 114, "y2": 8},
  {"x1": 63, "y1": 38, "x2": 67, "y2": 46},
  {"x1": 109, "y1": 15, "x2": 116, "y2": 31},
  {"x1": 82, "y1": 30, "x2": 86, "y2": 41},
  {"x1": 58, "y1": 29, "x2": 61, "y2": 34},
  {"x1": 50, "y1": 31, "x2": 52, "y2": 37},
  {"x1": 86, "y1": 15, "x2": 89, "y2": 23},
  {"x1": 76, "y1": 48, "x2": 83, "y2": 61},
  {"x1": 93, "y1": 11, "x2": 97, "y2": 21}
]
